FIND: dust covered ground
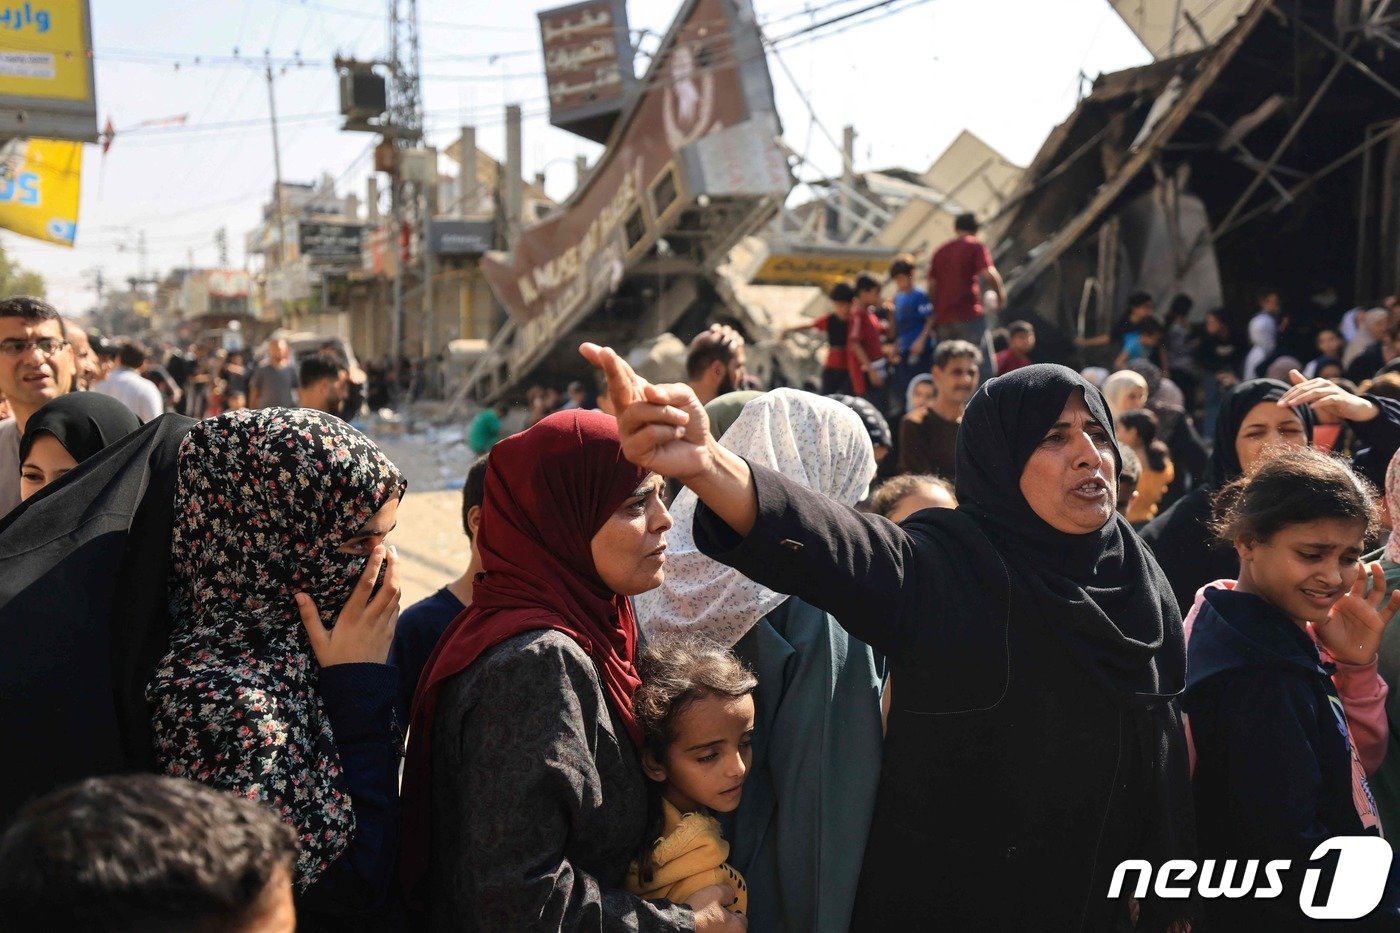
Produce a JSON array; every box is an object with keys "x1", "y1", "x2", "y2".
[{"x1": 366, "y1": 418, "x2": 475, "y2": 607}]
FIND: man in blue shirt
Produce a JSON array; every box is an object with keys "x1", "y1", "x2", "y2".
[
  {"x1": 389, "y1": 454, "x2": 489, "y2": 722},
  {"x1": 890, "y1": 254, "x2": 935, "y2": 414}
]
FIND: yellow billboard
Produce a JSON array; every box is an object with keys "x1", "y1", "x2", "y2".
[
  {"x1": 0, "y1": 137, "x2": 80, "y2": 246},
  {"x1": 0, "y1": 1, "x2": 90, "y2": 100},
  {"x1": 0, "y1": 1, "x2": 96, "y2": 142},
  {"x1": 752, "y1": 252, "x2": 887, "y2": 288}
]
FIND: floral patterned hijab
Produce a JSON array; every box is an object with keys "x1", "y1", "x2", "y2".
[{"x1": 147, "y1": 409, "x2": 404, "y2": 889}]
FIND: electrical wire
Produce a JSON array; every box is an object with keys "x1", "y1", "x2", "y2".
[
  {"x1": 114, "y1": 0, "x2": 933, "y2": 140},
  {"x1": 264, "y1": 0, "x2": 536, "y2": 32},
  {"x1": 73, "y1": 0, "x2": 938, "y2": 271}
]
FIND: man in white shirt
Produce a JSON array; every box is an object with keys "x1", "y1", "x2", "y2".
[
  {"x1": 0, "y1": 297, "x2": 77, "y2": 517},
  {"x1": 92, "y1": 340, "x2": 164, "y2": 423},
  {"x1": 1242, "y1": 289, "x2": 1281, "y2": 380}
]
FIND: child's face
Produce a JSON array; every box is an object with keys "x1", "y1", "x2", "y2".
[
  {"x1": 1012, "y1": 332, "x2": 1035, "y2": 353},
  {"x1": 1236, "y1": 518, "x2": 1366, "y2": 625},
  {"x1": 644, "y1": 692, "x2": 755, "y2": 814},
  {"x1": 1115, "y1": 476, "x2": 1139, "y2": 515},
  {"x1": 888, "y1": 482, "x2": 957, "y2": 523},
  {"x1": 1317, "y1": 330, "x2": 1343, "y2": 358}
]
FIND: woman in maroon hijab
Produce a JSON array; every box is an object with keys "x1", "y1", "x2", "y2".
[{"x1": 400, "y1": 410, "x2": 744, "y2": 932}]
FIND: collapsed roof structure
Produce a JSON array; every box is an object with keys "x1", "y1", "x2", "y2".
[{"x1": 992, "y1": 0, "x2": 1400, "y2": 358}]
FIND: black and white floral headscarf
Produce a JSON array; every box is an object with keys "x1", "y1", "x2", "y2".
[{"x1": 148, "y1": 408, "x2": 404, "y2": 889}]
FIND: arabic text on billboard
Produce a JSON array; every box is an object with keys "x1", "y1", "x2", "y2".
[
  {"x1": 0, "y1": 1, "x2": 96, "y2": 142},
  {"x1": 539, "y1": 0, "x2": 632, "y2": 139},
  {"x1": 299, "y1": 221, "x2": 364, "y2": 262},
  {"x1": 0, "y1": 1, "x2": 87, "y2": 100},
  {"x1": 429, "y1": 219, "x2": 494, "y2": 256},
  {"x1": 0, "y1": 137, "x2": 80, "y2": 246}
]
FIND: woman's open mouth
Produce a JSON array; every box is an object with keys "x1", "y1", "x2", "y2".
[{"x1": 1070, "y1": 477, "x2": 1108, "y2": 500}]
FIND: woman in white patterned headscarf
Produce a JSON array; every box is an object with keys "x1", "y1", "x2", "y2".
[
  {"x1": 635, "y1": 387, "x2": 881, "y2": 933},
  {"x1": 637, "y1": 388, "x2": 875, "y2": 644}
]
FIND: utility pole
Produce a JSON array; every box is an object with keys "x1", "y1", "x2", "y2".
[
  {"x1": 839, "y1": 125, "x2": 856, "y2": 240},
  {"x1": 505, "y1": 103, "x2": 523, "y2": 247},
  {"x1": 86, "y1": 266, "x2": 106, "y2": 330},
  {"x1": 422, "y1": 168, "x2": 435, "y2": 361},
  {"x1": 387, "y1": 0, "x2": 424, "y2": 371},
  {"x1": 266, "y1": 54, "x2": 288, "y2": 272}
]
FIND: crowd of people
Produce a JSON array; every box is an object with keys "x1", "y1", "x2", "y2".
[
  {"x1": 6, "y1": 201, "x2": 1400, "y2": 931},
  {"x1": 0, "y1": 301, "x2": 367, "y2": 515}
]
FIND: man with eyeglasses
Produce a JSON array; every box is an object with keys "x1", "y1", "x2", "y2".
[{"x1": 0, "y1": 296, "x2": 76, "y2": 517}]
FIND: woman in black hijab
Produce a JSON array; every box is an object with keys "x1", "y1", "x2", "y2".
[
  {"x1": 584, "y1": 346, "x2": 1194, "y2": 932},
  {"x1": 18, "y1": 393, "x2": 142, "y2": 500},
  {"x1": 0, "y1": 413, "x2": 196, "y2": 827},
  {"x1": 1140, "y1": 379, "x2": 1313, "y2": 615}
]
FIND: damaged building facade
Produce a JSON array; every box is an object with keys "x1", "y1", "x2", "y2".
[
  {"x1": 457, "y1": 0, "x2": 1400, "y2": 401},
  {"x1": 994, "y1": 0, "x2": 1400, "y2": 362}
]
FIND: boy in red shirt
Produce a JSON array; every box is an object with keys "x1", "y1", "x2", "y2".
[
  {"x1": 783, "y1": 281, "x2": 886, "y2": 396},
  {"x1": 850, "y1": 274, "x2": 887, "y2": 399},
  {"x1": 995, "y1": 321, "x2": 1035, "y2": 374},
  {"x1": 927, "y1": 213, "x2": 1006, "y2": 377}
]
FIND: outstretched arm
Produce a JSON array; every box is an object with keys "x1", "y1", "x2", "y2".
[
  {"x1": 581, "y1": 342, "x2": 759, "y2": 536},
  {"x1": 580, "y1": 343, "x2": 912, "y2": 656}
]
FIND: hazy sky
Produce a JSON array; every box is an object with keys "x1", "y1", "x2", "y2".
[{"x1": 6, "y1": 0, "x2": 1153, "y2": 316}]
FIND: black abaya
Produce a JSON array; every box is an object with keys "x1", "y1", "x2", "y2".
[
  {"x1": 694, "y1": 364, "x2": 1195, "y2": 931},
  {"x1": 0, "y1": 414, "x2": 195, "y2": 824}
]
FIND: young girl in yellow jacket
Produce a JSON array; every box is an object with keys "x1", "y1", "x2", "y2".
[{"x1": 626, "y1": 638, "x2": 755, "y2": 915}]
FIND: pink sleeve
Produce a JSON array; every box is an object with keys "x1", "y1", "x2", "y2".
[
  {"x1": 978, "y1": 243, "x2": 992, "y2": 272},
  {"x1": 1327, "y1": 651, "x2": 1390, "y2": 776}
]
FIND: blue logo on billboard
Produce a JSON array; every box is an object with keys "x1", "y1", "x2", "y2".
[{"x1": 0, "y1": 172, "x2": 40, "y2": 206}]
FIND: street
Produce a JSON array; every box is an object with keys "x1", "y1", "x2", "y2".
[{"x1": 367, "y1": 422, "x2": 473, "y2": 607}]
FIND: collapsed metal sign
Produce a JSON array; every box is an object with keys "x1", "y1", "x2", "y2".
[{"x1": 476, "y1": 0, "x2": 791, "y2": 398}]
